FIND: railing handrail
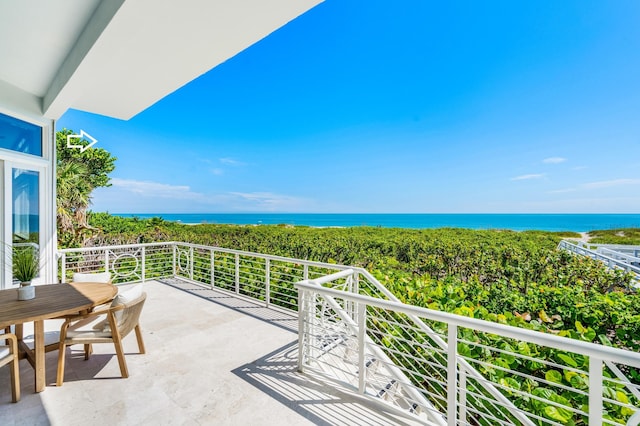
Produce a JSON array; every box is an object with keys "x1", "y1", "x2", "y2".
[
  {"x1": 59, "y1": 241, "x2": 353, "y2": 273},
  {"x1": 172, "y1": 242, "x2": 354, "y2": 271},
  {"x1": 559, "y1": 240, "x2": 640, "y2": 279},
  {"x1": 596, "y1": 246, "x2": 640, "y2": 263},
  {"x1": 296, "y1": 280, "x2": 640, "y2": 369},
  {"x1": 58, "y1": 241, "x2": 172, "y2": 252},
  {"x1": 578, "y1": 242, "x2": 640, "y2": 251}
]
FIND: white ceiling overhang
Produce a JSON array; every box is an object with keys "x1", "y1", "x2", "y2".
[{"x1": 0, "y1": 0, "x2": 323, "y2": 120}]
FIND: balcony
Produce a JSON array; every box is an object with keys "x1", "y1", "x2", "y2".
[
  {"x1": 1, "y1": 278, "x2": 422, "y2": 425},
  {"x1": 1, "y1": 242, "x2": 639, "y2": 425}
]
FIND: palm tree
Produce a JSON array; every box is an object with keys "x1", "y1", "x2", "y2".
[{"x1": 56, "y1": 161, "x2": 92, "y2": 241}]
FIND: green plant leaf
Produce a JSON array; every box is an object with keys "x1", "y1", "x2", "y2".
[
  {"x1": 543, "y1": 405, "x2": 573, "y2": 423},
  {"x1": 557, "y1": 353, "x2": 578, "y2": 368},
  {"x1": 545, "y1": 370, "x2": 563, "y2": 384}
]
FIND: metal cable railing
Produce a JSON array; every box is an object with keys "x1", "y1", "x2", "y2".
[
  {"x1": 59, "y1": 242, "x2": 640, "y2": 425},
  {"x1": 296, "y1": 279, "x2": 640, "y2": 426}
]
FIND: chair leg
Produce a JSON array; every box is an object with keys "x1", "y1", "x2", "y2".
[
  {"x1": 56, "y1": 344, "x2": 67, "y2": 386},
  {"x1": 107, "y1": 311, "x2": 129, "y2": 378},
  {"x1": 6, "y1": 336, "x2": 20, "y2": 402},
  {"x1": 57, "y1": 323, "x2": 70, "y2": 387},
  {"x1": 84, "y1": 344, "x2": 92, "y2": 360},
  {"x1": 113, "y1": 338, "x2": 129, "y2": 379},
  {"x1": 134, "y1": 325, "x2": 146, "y2": 354},
  {"x1": 10, "y1": 349, "x2": 20, "y2": 403}
]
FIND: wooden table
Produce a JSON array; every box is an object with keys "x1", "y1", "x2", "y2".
[{"x1": 0, "y1": 282, "x2": 117, "y2": 392}]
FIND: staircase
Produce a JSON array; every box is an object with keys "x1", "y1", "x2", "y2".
[{"x1": 297, "y1": 269, "x2": 537, "y2": 425}]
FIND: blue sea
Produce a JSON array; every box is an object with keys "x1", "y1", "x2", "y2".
[{"x1": 113, "y1": 213, "x2": 640, "y2": 232}]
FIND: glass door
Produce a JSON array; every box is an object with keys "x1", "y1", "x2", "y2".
[
  {"x1": 1, "y1": 161, "x2": 48, "y2": 289},
  {"x1": 0, "y1": 112, "x2": 53, "y2": 289}
]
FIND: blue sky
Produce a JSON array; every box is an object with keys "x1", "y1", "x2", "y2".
[{"x1": 58, "y1": 1, "x2": 640, "y2": 214}]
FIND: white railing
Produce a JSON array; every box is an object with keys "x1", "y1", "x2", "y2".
[
  {"x1": 558, "y1": 240, "x2": 640, "y2": 287},
  {"x1": 58, "y1": 241, "x2": 350, "y2": 312},
  {"x1": 296, "y1": 277, "x2": 640, "y2": 426},
  {"x1": 58, "y1": 242, "x2": 640, "y2": 425}
]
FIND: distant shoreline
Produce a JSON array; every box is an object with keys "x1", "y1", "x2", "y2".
[{"x1": 109, "y1": 212, "x2": 640, "y2": 233}]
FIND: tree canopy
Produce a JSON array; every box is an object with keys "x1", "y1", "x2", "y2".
[{"x1": 56, "y1": 129, "x2": 117, "y2": 245}]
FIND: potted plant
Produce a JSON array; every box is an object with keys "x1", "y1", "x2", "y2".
[{"x1": 13, "y1": 246, "x2": 39, "y2": 300}]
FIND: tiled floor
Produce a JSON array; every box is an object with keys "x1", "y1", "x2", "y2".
[{"x1": 0, "y1": 280, "x2": 423, "y2": 426}]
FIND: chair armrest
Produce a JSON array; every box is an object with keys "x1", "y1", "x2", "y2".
[
  {"x1": 2, "y1": 333, "x2": 18, "y2": 352},
  {"x1": 61, "y1": 303, "x2": 125, "y2": 324}
]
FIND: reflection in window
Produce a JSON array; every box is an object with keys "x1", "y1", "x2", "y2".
[
  {"x1": 0, "y1": 113, "x2": 42, "y2": 156},
  {"x1": 12, "y1": 169, "x2": 39, "y2": 246}
]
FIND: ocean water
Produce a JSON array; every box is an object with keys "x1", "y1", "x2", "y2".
[{"x1": 113, "y1": 213, "x2": 640, "y2": 232}]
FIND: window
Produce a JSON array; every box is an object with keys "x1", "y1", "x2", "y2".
[
  {"x1": 12, "y1": 168, "x2": 39, "y2": 245},
  {"x1": 0, "y1": 112, "x2": 42, "y2": 156}
]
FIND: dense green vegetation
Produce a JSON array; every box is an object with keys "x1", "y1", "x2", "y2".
[
  {"x1": 589, "y1": 228, "x2": 640, "y2": 245},
  {"x1": 84, "y1": 213, "x2": 638, "y2": 351},
  {"x1": 76, "y1": 214, "x2": 640, "y2": 424}
]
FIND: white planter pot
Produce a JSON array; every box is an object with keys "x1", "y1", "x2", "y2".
[{"x1": 18, "y1": 285, "x2": 35, "y2": 300}]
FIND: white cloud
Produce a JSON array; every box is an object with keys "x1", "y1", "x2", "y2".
[
  {"x1": 229, "y1": 192, "x2": 307, "y2": 210},
  {"x1": 99, "y1": 179, "x2": 310, "y2": 213},
  {"x1": 543, "y1": 157, "x2": 566, "y2": 164},
  {"x1": 572, "y1": 166, "x2": 587, "y2": 171},
  {"x1": 583, "y1": 179, "x2": 640, "y2": 189},
  {"x1": 220, "y1": 157, "x2": 245, "y2": 166},
  {"x1": 548, "y1": 188, "x2": 577, "y2": 194},
  {"x1": 110, "y1": 178, "x2": 206, "y2": 200},
  {"x1": 511, "y1": 174, "x2": 544, "y2": 181},
  {"x1": 210, "y1": 168, "x2": 224, "y2": 176}
]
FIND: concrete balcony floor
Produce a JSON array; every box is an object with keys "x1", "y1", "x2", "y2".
[{"x1": 0, "y1": 280, "x2": 424, "y2": 425}]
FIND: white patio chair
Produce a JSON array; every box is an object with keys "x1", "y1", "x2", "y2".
[{"x1": 56, "y1": 291, "x2": 146, "y2": 386}]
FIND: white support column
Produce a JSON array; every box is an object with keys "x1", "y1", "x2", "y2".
[{"x1": 189, "y1": 246, "x2": 194, "y2": 280}]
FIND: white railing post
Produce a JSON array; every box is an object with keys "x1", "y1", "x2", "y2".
[
  {"x1": 447, "y1": 324, "x2": 458, "y2": 426},
  {"x1": 589, "y1": 357, "x2": 603, "y2": 426},
  {"x1": 141, "y1": 246, "x2": 146, "y2": 282},
  {"x1": 297, "y1": 287, "x2": 308, "y2": 372},
  {"x1": 189, "y1": 246, "x2": 194, "y2": 280},
  {"x1": 303, "y1": 264, "x2": 309, "y2": 280},
  {"x1": 104, "y1": 249, "x2": 110, "y2": 275},
  {"x1": 352, "y1": 272, "x2": 360, "y2": 321},
  {"x1": 235, "y1": 253, "x2": 240, "y2": 295},
  {"x1": 459, "y1": 367, "x2": 467, "y2": 423},
  {"x1": 172, "y1": 244, "x2": 177, "y2": 277},
  {"x1": 61, "y1": 252, "x2": 66, "y2": 283},
  {"x1": 265, "y1": 259, "x2": 271, "y2": 308},
  {"x1": 358, "y1": 301, "x2": 367, "y2": 394},
  {"x1": 210, "y1": 249, "x2": 215, "y2": 289}
]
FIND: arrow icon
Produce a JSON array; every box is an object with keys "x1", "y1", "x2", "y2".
[{"x1": 67, "y1": 130, "x2": 98, "y2": 152}]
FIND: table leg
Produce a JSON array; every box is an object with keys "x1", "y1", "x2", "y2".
[
  {"x1": 34, "y1": 320, "x2": 45, "y2": 392},
  {"x1": 15, "y1": 323, "x2": 23, "y2": 339}
]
